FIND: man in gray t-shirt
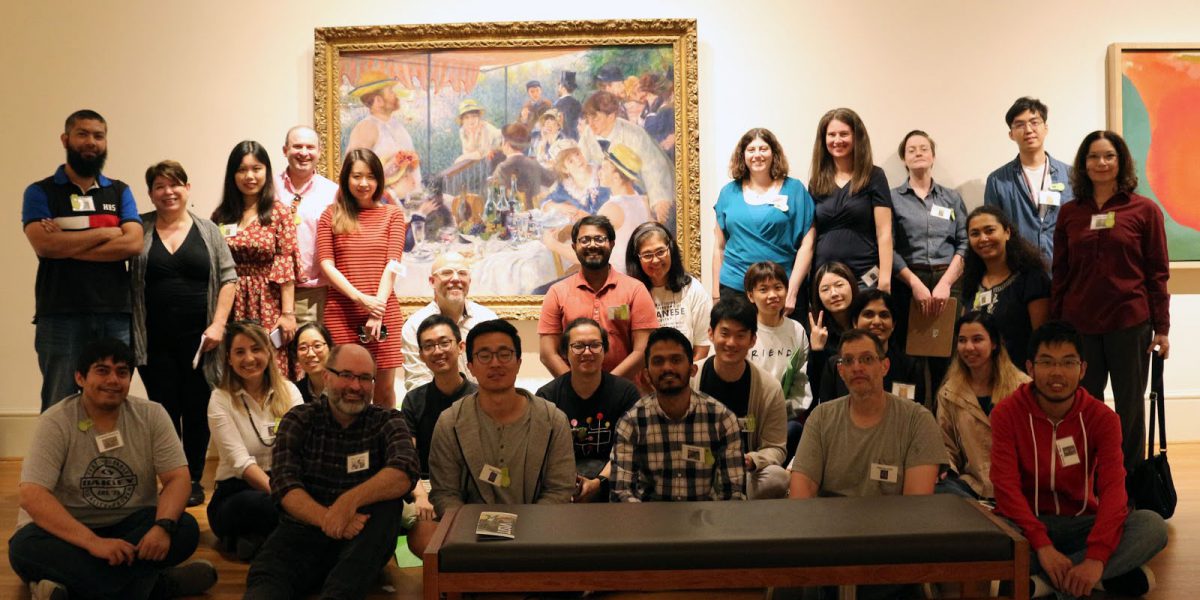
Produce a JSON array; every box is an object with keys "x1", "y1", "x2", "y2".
[
  {"x1": 8, "y1": 339, "x2": 215, "y2": 599},
  {"x1": 790, "y1": 329, "x2": 942, "y2": 498}
]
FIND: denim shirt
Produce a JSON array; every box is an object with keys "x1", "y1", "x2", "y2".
[{"x1": 983, "y1": 153, "x2": 1073, "y2": 263}]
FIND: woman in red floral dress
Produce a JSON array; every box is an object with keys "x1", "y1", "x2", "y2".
[{"x1": 211, "y1": 141, "x2": 298, "y2": 376}]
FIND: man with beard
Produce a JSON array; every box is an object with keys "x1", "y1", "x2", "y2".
[
  {"x1": 427, "y1": 319, "x2": 576, "y2": 517},
  {"x1": 23, "y1": 110, "x2": 144, "y2": 412},
  {"x1": 276, "y1": 126, "x2": 339, "y2": 326},
  {"x1": 610, "y1": 327, "x2": 745, "y2": 502},
  {"x1": 245, "y1": 344, "x2": 418, "y2": 600},
  {"x1": 538, "y1": 215, "x2": 659, "y2": 382},
  {"x1": 400, "y1": 251, "x2": 498, "y2": 390},
  {"x1": 991, "y1": 321, "x2": 1167, "y2": 598}
]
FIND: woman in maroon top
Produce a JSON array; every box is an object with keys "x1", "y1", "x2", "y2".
[
  {"x1": 1052, "y1": 130, "x2": 1169, "y2": 473},
  {"x1": 317, "y1": 148, "x2": 406, "y2": 409}
]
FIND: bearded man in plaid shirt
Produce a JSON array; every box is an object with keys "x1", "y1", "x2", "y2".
[{"x1": 610, "y1": 327, "x2": 745, "y2": 502}]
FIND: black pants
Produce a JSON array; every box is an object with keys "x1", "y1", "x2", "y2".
[
  {"x1": 1080, "y1": 321, "x2": 1153, "y2": 475},
  {"x1": 140, "y1": 324, "x2": 212, "y2": 483},
  {"x1": 207, "y1": 478, "x2": 282, "y2": 548}
]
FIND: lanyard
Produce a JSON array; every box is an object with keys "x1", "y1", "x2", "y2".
[
  {"x1": 240, "y1": 392, "x2": 277, "y2": 447},
  {"x1": 1021, "y1": 160, "x2": 1049, "y2": 206}
]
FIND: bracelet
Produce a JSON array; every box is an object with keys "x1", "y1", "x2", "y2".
[{"x1": 282, "y1": 311, "x2": 296, "y2": 316}]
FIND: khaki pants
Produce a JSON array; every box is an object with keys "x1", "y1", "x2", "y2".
[{"x1": 295, "y1": 285, "x2": 327, "y2": 328}]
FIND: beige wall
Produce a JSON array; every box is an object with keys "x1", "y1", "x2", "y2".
[{"x1": 4, "y1": 0, "x2": 1200, "y2": 453}]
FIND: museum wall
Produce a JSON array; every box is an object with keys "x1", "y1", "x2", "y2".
[{"x1": 2, "y1": 0, "x2": 1199, "y2": 454}]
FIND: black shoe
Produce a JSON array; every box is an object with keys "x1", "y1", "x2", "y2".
[
  {"x1": 1102, "y1": 565, "x2": 1155, "y2": 596},
  {"x1": 236, "y1": 534, "x2": 266, "y2": 561},
  {"x1": 153, "y1": 560, "x2": 217, "y2": 598},
  {"x1": 187, "y1": 481, "x2": 205, "y2": 507}
]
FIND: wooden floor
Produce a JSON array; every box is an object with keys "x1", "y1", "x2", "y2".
[{"x1": 1, "y1": 444, "x2": 1195, "y2": 599}]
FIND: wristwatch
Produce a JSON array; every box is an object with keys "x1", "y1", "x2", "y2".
[
  {"x1": 596, "y1": 475, "x2": 610, "y2": 494},
  {"x1": 154, "y1": 518, "x2": 179, "y2": 536}
]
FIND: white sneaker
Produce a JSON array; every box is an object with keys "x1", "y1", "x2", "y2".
[
  {"x1": 1030, "y1": 574, "x2": 1053, "y2": 598},
  {"x1": 29, "y1": 579, "x2": 68, "y2": 600}
]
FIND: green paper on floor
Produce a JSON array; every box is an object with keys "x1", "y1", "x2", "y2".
[{"x1": 395, "y1": 535, "x2": 423, "y2": 568}]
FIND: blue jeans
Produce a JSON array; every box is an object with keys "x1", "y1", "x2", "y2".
[
  {"x1": 34, "y1": 313, "x2": 131, "y2": 412},
  {"x1": 1019, "y1": 510, "x2": 1168, "y2": 599}
]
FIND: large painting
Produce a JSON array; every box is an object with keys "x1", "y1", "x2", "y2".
[
  {"x1": 1107, "y1": 43, "x2": 1200, "y2": 262},
  {"x1": 314, "y1": 19, "x2": 699, "y2": 318}
]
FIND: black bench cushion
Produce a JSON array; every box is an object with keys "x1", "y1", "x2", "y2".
[{"x1": 438, "y1": 495, "x2": 1015, "y2": 573}]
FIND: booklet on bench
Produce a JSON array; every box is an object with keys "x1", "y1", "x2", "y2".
[{"x1": 476, "y1": 512, "x2": 517, "y2": 540}]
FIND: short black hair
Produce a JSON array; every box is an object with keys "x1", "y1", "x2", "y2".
[
  {"x1": 75, "y1": 338, "x2": 134, "y2": 376},
  {"x1": 65, "y1": 109, "x2": 106, "y2": 133},
  {"x1": 848, "y1": 289, "x2": 897, "y2": 325},
  {"x1": 1004, "y1": 96, "x2": 1048, "y2": 128},
  {"x1": 709, "y1": 296, "x2": 758, "y2": 335},
  {"x1": 466, "y1": 319, "x2": 521, "y2": 361},
  {"x1": 644, "y1": 327, "x2": 694, "y2": 367},
  {"x1": 838, "y1": 328, "x2": 886, "y2": 358},
  {"x1": 289, "y1": 321, "x2": 332, "y2": 365},
  {"x1": 1028, "y1": 320, "x2": 1083, "y2": 360},
  {"x1": 571, "y1": 214, "x2": 616, "y2": 245},
  {"x1": 417, "y1": 314, "x2": 462, "y2": 343},
  {"x1": 560, "y1": 317, "x2": 609, "y2": 356}
]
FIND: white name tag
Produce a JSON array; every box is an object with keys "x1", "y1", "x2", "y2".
[
  {"x1": 220, "y1": 223, "x2": 239, "y2": 237},
  {"x1": 930, "y1": 205, "x2": 953, "y2": 220},
  {"x1": 1037, "y1": 191, "x2": 1061, "y2": 207},
  {"x1": 975, "y1": 289, "x2": 995, "y2": 309},
  {"x1": 347, "y1": 451, "x2": 370, "y2": 473},
  {"x1": 1090, "y1": 212, "x2": 1116, "y2": 230},
  {"x1": 861, "y1": 266, "x2": 880, "y2": 288},
  {"x1": 870, "y1": 462, "x2": 900, "y2": 483},
  {"x1": 681, "y1": 444, "x2": 709, "y2": 465},
  {"x1": 479, "y1": 464, "x2": 508, "y2": 487},
  {"x1": 70, "y1": 194, "x2": 95, "y2": 212},
  {"x1": 737, "y1": 415, "x2": 757, "y2": 433},
  {"x1": 1056, "y1": 437, "x2": 1081, "y2": 467},
  {"x1": 95, "y1": 430, "x2": 124, "y2": 453},
  {"x1": 261, "y1": 423, "x2": 276, "y2": 443},
  {"x1": 891, "y1": 383, "x2": 916, "y2": 401}
]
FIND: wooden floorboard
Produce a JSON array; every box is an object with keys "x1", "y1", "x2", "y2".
[{"x1": 1, "y1": 444, "x2": 1194, "y2": 599}]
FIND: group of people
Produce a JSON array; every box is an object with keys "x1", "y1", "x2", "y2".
[{"x1": 10, "y1": 93, "x2": 1171, "y2": 600}]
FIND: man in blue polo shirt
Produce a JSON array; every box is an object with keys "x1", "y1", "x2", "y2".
[
  {"x1": 983, "y1": 97, "x2": 1074, "y2": 263},
  {"x1": 22, "y1": 109, "x2": 144, "y2": 411}
]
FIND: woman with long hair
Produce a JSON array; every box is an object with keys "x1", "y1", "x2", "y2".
[
  {"x1": 960, "y1": 205, "x2": 1050, "y2": 370},
  {"x1": 289, "y1": 321, "x2": 333, "y2": 404},
  {"x1": 316, "y1": 148, "x2": 406, "y2": 408},
  {"x1": 805, "y1": 261, "x2": 859, "y2": 398},
  {"x1": 207, "y1": 322, "x2": 302, "y2": 559},
  {"x1": 211, "y1": 141, "x2": 298, "y2": 376},
  {"x1": 625, "y1": 221, "x2": 710, "y2": 359}
]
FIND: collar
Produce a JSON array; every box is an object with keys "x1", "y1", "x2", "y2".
[
  {"x1": 571, "y1": 266, "x2": 618, "y2": 294},
  {"x1": 54, "y1": 164, "x2": 111, "y2": 189},
  {"x1": 653, "y1": 388, "x2": 703, "y2": 421},
  {"x1": 1008, "y1": 153, "x2": 1064, "y2": 176},
  {"x1": 897, "y1": 177, "x2": 941, "y2": 197},
  {"x1": 280, "y1": 170, "x2": 316, "y2": 196},
  {"x1": 1081, "y1": 191, "x2": 1131, "y2": 212},
  {"x1": 316, "y1": 394, "x2": 369, "y2": 430}
]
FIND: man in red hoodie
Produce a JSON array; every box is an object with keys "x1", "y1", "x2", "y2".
[{"x1": 991, "y1": 321, "x2": 1167, "y2": 598}]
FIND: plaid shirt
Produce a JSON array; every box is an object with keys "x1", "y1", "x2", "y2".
[
  {"x1": 610, "y1": 389, "x2": 745, "y2": 502},
  {"x1": 271, "y1": 398, "x2": 419, "y2": 507}
]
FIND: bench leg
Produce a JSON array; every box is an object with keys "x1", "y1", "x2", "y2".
[{"x1": 837, "y1": 584, "x2": 856, "y2": 600}]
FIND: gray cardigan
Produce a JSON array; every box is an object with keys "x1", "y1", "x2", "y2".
[{"x1": 130, "y1": 210, "x2": 238, "y2": 386}]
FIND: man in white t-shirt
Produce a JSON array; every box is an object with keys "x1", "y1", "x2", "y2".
[{"x1": 275, "y1": 126, "x2": 339, "y2": 326}]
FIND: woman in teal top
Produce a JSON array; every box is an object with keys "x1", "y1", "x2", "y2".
[{"x1": 712, "y1": 128, "x2": 816, "y2": 315}]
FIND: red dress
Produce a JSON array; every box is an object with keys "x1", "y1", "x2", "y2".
[
  {"x1": 316, "y1": 204, "x2": 406, "y2": 368},
  {"x1": 223, "y1": 201, "x2": 298, "y2": 376}
]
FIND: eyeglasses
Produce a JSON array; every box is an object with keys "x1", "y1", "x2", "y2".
[
  {"x1": 1010, "y1": 118, "x2": 1045, "y2": 131},
  {"x1": 327, "y1": 367, "x2": 375, "y2": 386},
  {"x1": 420, "y1": 338, "x2": 456, "y2": 353},
  {"x1": 434, "y1": 268, "x2": 470, "y2": 280},
  {"x1": 576, "y1": 235, "x2": 609, "y2": 246},
  {"x1": 473, "y1": 348, "x2": 517, "y2": 364},
  {"x1": 358, "y1": 325, "x2": 388, "y2": 344},
  {"x1": 1032, "y1": 358, "x2": 1082, "y2": 370},
  {"x1": 837, "y1": 355, "x2": 883, "y2": 367},
  {"x1": 297, "y1": 341, "x2": 327, "y2": 355},
  {"x1": 637, "y1": 247, "x2": 669, "y2": 262},
  {"x1": 568, "y1": 341, "x2": 604, "y2": 354}
]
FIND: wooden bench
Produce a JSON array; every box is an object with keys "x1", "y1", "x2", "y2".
[{"x1": 423, "y1": 495, "x2": 1029, "y2": 599}]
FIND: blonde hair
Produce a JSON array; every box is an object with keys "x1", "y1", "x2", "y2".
[
  {"x1": 219, "y1": 322, "x2": 295, "y2": 419},
  {"x1": 941, "y1": 313, "x2": 1028, "y2": 404}
]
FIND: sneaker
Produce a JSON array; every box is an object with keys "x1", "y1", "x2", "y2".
[
  {"x1": 155, "y1": 560, "x2": 217, "y2": 598},
  {"x1": 186, "y1": 481, "x2": 205, "y2": 507},
  {"x1": 29, "y1": 580, "x2": 68, "y2": 600},
  {"x1": 1030, "y1": 574, "x2": 1053, "y2": 598},
  {"x1": 1102, "y1": 565, "x2": 1156, "y2": 596}
]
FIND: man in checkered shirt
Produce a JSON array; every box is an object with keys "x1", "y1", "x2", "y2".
[{"x1": 610, "y1": 327, "x2": 746, "y2": 502}]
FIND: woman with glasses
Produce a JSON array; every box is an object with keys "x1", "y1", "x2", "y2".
[
  {"x1": 290, "y1": 322, "x2": 332, "y2": 403},
  {"x1": 317, "y1": 148, "x2": 406, "y2": 409},
  {"x1": 131, "y1": 160, "x2": 238, "y2": 507},
  {"x1": 713, "y1": 128, "x2": 816, "y2": 311},
  {"x1": 207, "y1": 322, "x2": 302, "y2": 560},
  {"x1": 815, "y1": 289, "x2": 923, "y2": 406},
  {"x1": 211, "y1": 141, "x2": 298, "y2": 377},
  {"x1": 625, "y1": 222, "x2": 710, "y2": 360},
  {"x1": 1053, "y1": 130, "x2": 1170, "y2": 473}
]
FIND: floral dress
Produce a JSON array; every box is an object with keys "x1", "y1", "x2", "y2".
[{"x1": 223, "y1": 201, "x2": 298, "y2": 375}]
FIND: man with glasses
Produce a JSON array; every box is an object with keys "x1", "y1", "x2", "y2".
[
  {"x1": 245, "y1": 344, "x2": 418, "y2": 600},
  {"x1": 611, "y1": 327, "x2": 745, "y2": 502},
  {"x1": 401, "y1": 251, "x2": 498, "y2": 391},
  {"x1": 538, "y1": 215, "x2": 659, "y2": 382},
  {"x1": 399, "y1": 314, "x2": 477, "y2": 554},
  {"x1": 990, "y1": 321, "x2": 1167, "y2": 598},
  {"x1": 536, "y1": 318, "x2": 641, "y2": 503},
  {"x1": 275, "y1": 126, "x2": 338, "y2": 326},
  {"x1": 789, "y1": 329, "x2": 941, "y2": 499},
  {"x1": 984, "y1": 96, "x2": 1074, "y2": 262},
  {"x1": 428, "y1": 319, "x2": 575, "y2": 517}
]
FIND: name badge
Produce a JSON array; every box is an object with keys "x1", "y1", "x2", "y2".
[
  {"x1": 737, "y1": 415, "x2": 757, "y2": 433},
  {"x1": 974, "y1": 289, "x2": 995, "y2": 309},
  {"x1": 1037, "y1": 191, "x2": 1061, "y2": 207},
  {"x1": 891, "y1": 382, "x2": 916, "y2": 401},
  {"x1": 681, "y1": 444, "x2": 713, "y2": 466},
  {"x1": 1056, "y1": 437, "x2": 1081, "y2": 467},
  {"x1": 479, "y1": 464, "x2": 510, "y2": 487},
  {"x1": 930, "y1": 205, "x2": 953, "y2": 220},
  {"x1": 870, "y1": 462, "x2": 899, "y2": 483},
  {"x1": 220, "y1": 223, "x2": 239, "y2": 237},
  {"x1": 261, "y1": 423, "x2": 277, "y2": 442},
  {"x1": 347, "y1": 451, "x2": 370, "y2": 473},
  {"x1": 1090, "y1": 212, "x2": 1116, "y2": 230},
  {"x1": 861, "y1": 266, "x2": 880, "y2": 288},
  {"x1": 606, "y1": 304, "x2": 630, "y2": 321},
  {"x1": 293, "y1": 214, "x2": 303, "y2": 226},
  {"x1": 771, "y1": 195, "x2": 789, "y2": 212},
  {"x1": 1049, "y1": 182, "x2": 1066, "y2": 192},
  {"x1": 70, "y1": 194, "x2": 95, "y2": 212},
  {"x1": 95, "y1": 430, "x2": 124, "y2": 453}
]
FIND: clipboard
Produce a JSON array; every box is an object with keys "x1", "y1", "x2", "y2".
[{"x1": 905, "y1": 297, "x2": 958, "y2": 358}]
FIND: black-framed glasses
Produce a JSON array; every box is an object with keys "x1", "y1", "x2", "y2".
[
  {"x1": 568, "y1": 341, "x2": 604, "y2": 354},
  {"x1": 837, "y1": 355, "x2": 883, "y2": 367},
  {"x1": 473, "y1": 348, "x2": 516, "y2": 364},
  {"x1": 1032, "y1": 358, "x2": 1082, "y2": 370},
  {"x1": 327, "y1": 367, "x2": 375, "y2": 386},
  {"x1": 637, "y1": 247, "x2": 669, "y2": 262},
  {"x1": 358, "y1": 324, "x2": 388, "y2": 344},
  {"x1": 576, "y1": 234, "x2": 609, "y2": 246},
  {"x1": 420, "y1": 338, "x2": 456, "y2": 353}
]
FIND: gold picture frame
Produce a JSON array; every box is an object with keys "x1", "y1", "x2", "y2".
[{"x1": 314, "y1": 19, "x2": 699, "y2": 319}]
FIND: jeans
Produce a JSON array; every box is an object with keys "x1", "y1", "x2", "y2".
[
  {"x1": 8, "y1": 507, "x2": 199, "y2": 600},
  {"x1": 245, "y1": 500, "x2": 403, "y2": 600},
  {"x1": 1021, "y1": 510, "x2": 1168, "y2": 598},
  {"x1": 34, "y1": 313, "x2": 131, "y2": 412}
]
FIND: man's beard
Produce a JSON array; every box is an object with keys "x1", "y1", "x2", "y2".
[
  {"x1": 578, "y1": 249, "x2": 611, "y2": 270},
  {"x1": 653, "y1": 373, "x2": 687, "y2": 396},
  {"x1": 67, "y1": 146, "x2": 107, "y2": 178},
  {"x1": 328, "y1": 387, "x2": 371, "y2": 416}
]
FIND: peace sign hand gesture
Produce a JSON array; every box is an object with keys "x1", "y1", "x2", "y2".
[{"x1": 808, "y1": 310, "x2": 828, "y2": 352}]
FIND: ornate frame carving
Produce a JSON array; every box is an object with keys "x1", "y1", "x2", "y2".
[{"x1": 314, "y1": 19, "x2": 699, "y2": 319}]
